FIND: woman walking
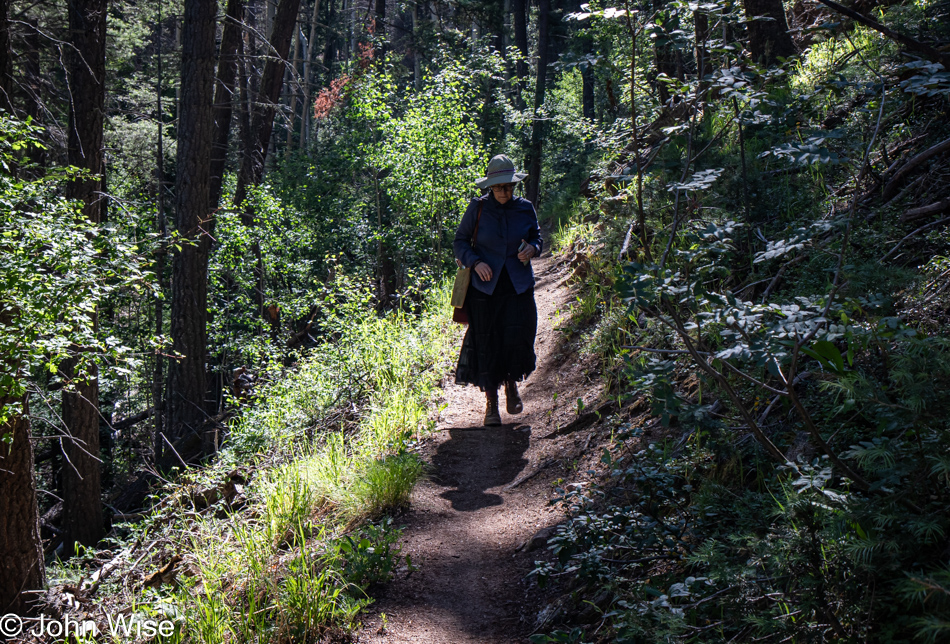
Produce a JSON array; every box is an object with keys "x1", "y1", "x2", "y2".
[{"x1": 454, "y1": 154, "x2": 543, "y2": 426}]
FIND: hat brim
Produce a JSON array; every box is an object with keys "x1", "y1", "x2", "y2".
[{"x1": 474, "y1": 171, "x2": 528, "y2": 189}]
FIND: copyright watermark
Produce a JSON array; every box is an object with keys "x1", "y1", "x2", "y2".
[
  {"x1": 0, "y1": 613, "x2": 23, "y2": 638},
  {"x1": 1, "y1": 613, "x2": 176, "y2": 640}
]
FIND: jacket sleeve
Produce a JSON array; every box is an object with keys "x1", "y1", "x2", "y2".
[
  {"x1": 453, "y1": 198, "x2": 482, "y2": 269},
  {"x1": 525, "y1": 202, "x2": 543, "y2": 256}
]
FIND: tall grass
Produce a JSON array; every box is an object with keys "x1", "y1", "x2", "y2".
[{"x1": 143, "y1": 280, "x2": 461, "y2": 642}]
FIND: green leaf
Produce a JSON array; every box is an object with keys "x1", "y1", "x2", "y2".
[{"x1": 802, "y1": 340, "x2": 845, "y2": 373}]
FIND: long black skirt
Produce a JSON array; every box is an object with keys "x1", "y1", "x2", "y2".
[{"x1": 455, "y1": 268, "x2": 537, "y2": 392}]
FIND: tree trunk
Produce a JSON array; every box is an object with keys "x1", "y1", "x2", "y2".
[
  {"x1": 581, "y1": 36, "x2": 594, "y2": 120},
  {"x1": 22, "y1": 21, "x2": 45, "y2": 166},
  {"x1": 412, "y1": 1, "x2": 422, "y2": 90},
  {"x1": 301, "y1": 0, "x2": 321, "y2": 147},
  {"x1": 209, "y1": 0, "x2": 245, "y2": 212},
  {"x1": 512, "y1": 0, "x2": 527, "y2": 109},
  {"x1": 0, "y1": 0, "x2": 10, "y2": 113},
  {"x1": 524, "y1": 0, "x2": 550, "y2": 206},
  {"x1": 61, "y1": 0, "x2": 107, "y2": 550},
  {"x1": 374, "y1": 0, "x2": 384, "y2": 39},
  {"x1": 652, "y1": 0, "x2": 678, "y2": 104},
  {"x1": 233, "y1": 0, "x2": 303, "y2": 207},
  {"x1": 0, "y1": 399, "x2": 46, "y2": 615},
  {"x1": 742, "y1": 0, "x2": 796, "y2": 66},
  {"x1": 166, "y1": 0, "x2": 218, "y2": 464},
  {"x1": 152, "y1": 0, "x2": 168, "y2": 465},
  {"x1": 323, "y1": 0, "x2": 336, "y2": 85},
  {"x1": 285, "y1": 18, "x2": 302, "y2": 158},
  {"x1": 694, "y1": 8, "x2": 709, "y2": 84},
  {"x1": 230, "y1": 0, "x2": 302, "y2": 344}
]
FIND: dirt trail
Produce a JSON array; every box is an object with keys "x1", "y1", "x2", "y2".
[{"x1": 356, "y1": 251, "x2": 604, "y2": 644}]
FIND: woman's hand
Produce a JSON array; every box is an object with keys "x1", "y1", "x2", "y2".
[
  {"x1": 474, "y1": 261, "x2": 492, "y2": 281},
  {"x1": 518, "y1": 241, "x2": 537, "y2": 262}
]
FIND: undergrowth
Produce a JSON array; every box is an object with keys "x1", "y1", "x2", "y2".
[
  {"x1": 536, "y1": 7, "x2": 950, "y2": 642},
  {"x1": 45, "y1": 278, "x2": 460, "y2": 642}
]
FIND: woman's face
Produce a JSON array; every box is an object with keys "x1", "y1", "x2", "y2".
[{"x1": 490, "y1": 183, "x2": 515, "y2": 204}]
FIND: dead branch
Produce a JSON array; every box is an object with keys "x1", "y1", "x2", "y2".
[
  {"x1": 902, "y1": 197, "x2": 950, "y2": 222},
  {"x1": 111, "y1": 408, "x2": 154, "y2": 431},
  {"x1": 542, "y1": 401, "x2": 618, "y2": 440},
  {"x1": 883, "y1": 136, "x2": 950, "y2": 201},
  {"x1": 812, "y1": 0, "x2": 950, "y2": 68},
  {"x1": 879, "y1": 216, "x2": 950, "y2": 263}
]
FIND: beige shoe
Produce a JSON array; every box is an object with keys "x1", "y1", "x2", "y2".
[
  {"x1": 505, "y1": 380, "x2": 523, "y2": 414},
  {"x1": 484, "y1": 398, "x2": 502, "y2": 426}
]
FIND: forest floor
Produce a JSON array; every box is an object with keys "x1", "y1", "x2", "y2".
[{"x1": 354, "y1": 250, "x2": 616, "y2": 644}]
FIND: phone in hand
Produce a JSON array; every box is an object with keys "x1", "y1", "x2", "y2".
[{"x1": 518, "y1": 240, "x2": 530, "y2": 265}]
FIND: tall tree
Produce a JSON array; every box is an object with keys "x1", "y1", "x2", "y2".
[
  {"x1": 512, "y1": 0, "x2": 528, "y2": 109},
  {"x1": 209, "y1": 0, "x2": 246, "y2": 211},
  {"x1": 652, "y1": 0, "x2": 680, "y2": 104},
  {"x1": 164, "y1": 0, "x2": 219, "y2": 465},
  {"x1": 581, "y1": 35, "x2": 595, "y2": 120},
  {"x1": 374, "y1": 0, "x2": 384, "y2": 40},
  {"x1": 61, "y1": 0, "x2": 107, "y2": 549},
  {"x1": 0, "y1": 0, "x2": 11, "y2": 113},
  {"x1": 301, "y1": 0, "x2": 321, "y2": 146},
  {"x1": 230, "y1": 0, "x2": 302, "y2": 335},
  {"x1": 742, "y1": 0, "x2": 796, "y2": 65},
  {"x1": 524, "y1": 0, "x2": 550, "y2": 206},
  {"x1": 233, "y1": 0, "x2": 303, "y2": 207},
  {"x1": 284, "y1": 16, "x2": 302, "y2": 156},
  {"x1": 694, "y1": 7, "x2": 709, "y2": 84},
  {"x1": 0, "y1": 399, "x2": 45, "y2": 615}
]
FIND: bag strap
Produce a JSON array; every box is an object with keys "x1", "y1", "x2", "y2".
[
  {"x1": 456, "y1": 200, "x2": 485, "y2": 270},
  {"x1": 471, "y1": 199, "x2": 484, "y2": 246}
]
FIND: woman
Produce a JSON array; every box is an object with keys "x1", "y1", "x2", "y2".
[{"x1": 454, "y1": 154, "x2": 543, "y2": 426}]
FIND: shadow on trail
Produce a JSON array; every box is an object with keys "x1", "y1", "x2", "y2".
[{"x1": 431, "y1": 425, "x2": 530, "y2": 512}]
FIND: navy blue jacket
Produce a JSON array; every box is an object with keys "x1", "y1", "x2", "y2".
[{"x1": 453, "y1": 193, "x2": 543, "y2": 295}]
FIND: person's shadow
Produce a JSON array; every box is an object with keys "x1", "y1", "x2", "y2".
[{"x1": 431, "y1": 425, "x2": 531, "y2": 511}]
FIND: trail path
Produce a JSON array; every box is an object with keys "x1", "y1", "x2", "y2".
[{"x1": 356, "y1": 251, "x2": 604, "y2": 644}]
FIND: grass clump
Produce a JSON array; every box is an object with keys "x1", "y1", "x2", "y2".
[{"x1": 52, "y1": 279, "x2": 460, "y2": 643}]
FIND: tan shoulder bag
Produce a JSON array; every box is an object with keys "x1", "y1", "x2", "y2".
[{"x1": 450, "y1": 200, "x2": 484, "y2": 323}]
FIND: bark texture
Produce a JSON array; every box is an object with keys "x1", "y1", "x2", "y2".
[
  {"x1": 742, "y1": 0, "x2": 796, "y2": 65},
  {"x1": 0, "y1": 400, "x2": 45, "y2": 615},
  {"x1": 512, "y1": 0, "x2": 528, "y2": 109},
  {"x1": 165, "y1": 0, "x2": 218, "y2": 465},
  {"x1": 209, "y1": 0, "x2": 246, "y2": 212},
  {"x1": 524, "y1": 0, "x2": 550, "y2": 206},
  {"x1": 233, "y1": 0, "x2": 303, "y2": 207},
  {"x1": 694, "y1": 9, "x2": 709, "y2": 84},
  {"x1": 374, "y1": 0, "x2": 385, "y2": 39},
  {"x1": 61, "y1": 0, "x2": 107, "y2": 549},
  {"x1": 0, "y1": 0, "x2": 10, "y2": 112}
]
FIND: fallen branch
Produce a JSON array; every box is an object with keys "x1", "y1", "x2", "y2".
[
  {"x1": 542, "y1": 401, "x2": 618, "y2": 440},
  {"x1": 883, "y1": 136, "x2": 950, "y2": 201},
  {"x1": 879, "y1": 216, "x2": 950, "y2": 263},
  {"x1": 624, "y1": 345, "x2": 710, "y2": 355},
  {"x1": 112, "y1": 408, "x2": 154, "y2": 431},
  {"x1": 902, "y1": 197, "x2": 950, "y2": 222},
  {"x1": 884, "y1": 173, "x2": 925, "y2": 206},
  {"x1": 813, "y1": 0, "x2": 950, "y2": 68},
  {"x1": 505, "y1": 458, "x2": 555, "y2": 490}
]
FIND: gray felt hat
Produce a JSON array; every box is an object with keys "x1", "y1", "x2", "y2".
[{"x1": 474, "y1": 154, "x2": 528, "y2": 189}]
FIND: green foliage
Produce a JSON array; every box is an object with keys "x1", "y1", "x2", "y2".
[
  {"x1": 348, "y1": 55, "x2": 491, "y2": 270},
  {"x1": 533, "y1": 6, "x2": 950, "y2": 640},
  {"x1": 0, "y1": 116, "x2": 150, "y2": 418},
  {"x1": 99, "y1": 284, "x2": 457, "y2": 642},
  {"x1": 337, "y1": 517, "x2": 407, "y2": 592}
]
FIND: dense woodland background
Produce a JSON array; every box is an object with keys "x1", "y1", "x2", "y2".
[{"x1": 0, "y1": 0, "x2": 949, "y2": 638}]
